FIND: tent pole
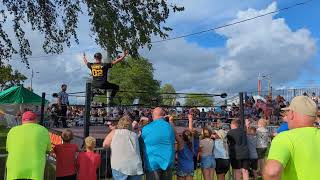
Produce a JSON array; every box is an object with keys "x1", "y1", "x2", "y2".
[{"x1": 40, "y1": 92, "x2": 46, "y2": 126}]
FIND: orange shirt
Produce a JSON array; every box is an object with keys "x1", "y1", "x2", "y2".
[
  {"x1": 77, "y1": 151, "x2": 101, "y2": 180},
  {"x1": 54, "y1": 143, "x2": 78, "y2": 177}
]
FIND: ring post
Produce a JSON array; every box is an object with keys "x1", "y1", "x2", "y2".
[
  {"x1": 106, "y1": 90, "x2": 111, "y2": 116},
  {"x1": 239, "y1": 92, "x2": 245, "y2": 130},
  {"x1": 84, "y1": 82, "x2": 92, "y2": 138},
  {"x1": 40, "y1": 92, "x2": 46, "y2": 126}
]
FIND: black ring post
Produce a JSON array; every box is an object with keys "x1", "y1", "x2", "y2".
[
  {"x1": 84, "y1": 82, "x2": 92, "y2": 138},
  {"x1": 239, "y1": 92, "x2": 245, "y2": 130},
  {"x1": 40, "y1": 92, "x2": 46, "y2": 126}
]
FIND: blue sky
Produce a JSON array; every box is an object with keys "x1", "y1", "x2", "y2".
[{"x1": 6, "y1": 0, "x2": 320, "y2": 101}]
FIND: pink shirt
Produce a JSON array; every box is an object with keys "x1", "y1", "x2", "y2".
[{"x1": 77, "y1": 151, "x2": 101, "y2": 180}]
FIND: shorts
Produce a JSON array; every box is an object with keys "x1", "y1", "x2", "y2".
[
  {"x1": 112, "y1": 169, "x2": 142, "y2": 180},
  {"x1": 215, "y1": 159, "x2": 230, "y2": 174},
  {"x1": 230, "y1": 159, "x2": 249, "y2": 170},
  {"x1": 176, "y1": 170, "x2": 194, "y2": 177},
  {"x1": 256, "y1": 148, "x2": 268, "y2": 159},
  {"x1": 146, "y1": 168, "x2": 172, "y2": 180},
  {"x1": 249, "y1": 159, "x2": 258, "y2": 171},
  {"x1": 56, "y1": 174, "x2": 77, "y2": 180},
  {"x1": 200, "y1": 155, "x2": 216, "y2": 169}
]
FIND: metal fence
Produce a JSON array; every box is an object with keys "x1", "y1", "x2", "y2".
[{"x1": 0, "y1": 147, "x2": 237, "y2": 180}]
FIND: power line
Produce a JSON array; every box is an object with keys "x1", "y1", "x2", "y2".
[{"x1": 151, "y1": 0, "x2": 313, "y2": 43}]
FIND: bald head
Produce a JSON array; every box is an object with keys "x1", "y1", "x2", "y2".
[{"x1": 152, "y1": 107, "x2": 165, "y2": 120}]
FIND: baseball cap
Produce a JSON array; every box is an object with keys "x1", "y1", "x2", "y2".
[
  {"x1": 281, "y1": 96, "x2": 317, "y2": 117},
  {"x1": 22, "y1": 111, "x2": 37, "y2": 123}
]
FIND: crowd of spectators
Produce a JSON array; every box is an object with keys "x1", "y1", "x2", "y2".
[
  {"x1": 6, "y1": 94, "x2": 320, "y2": 180},
  {"x1": 46, "y1": 94, "x2": 291, "y2": 128}
]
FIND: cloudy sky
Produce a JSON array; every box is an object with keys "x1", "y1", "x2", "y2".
[{"x1": 6, "y1": 0, "x2": 320, "y2": 102}]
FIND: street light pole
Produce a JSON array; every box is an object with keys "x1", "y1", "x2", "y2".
[{"x1": 30, "y1": 69, "x2": 39, "y2": 91}]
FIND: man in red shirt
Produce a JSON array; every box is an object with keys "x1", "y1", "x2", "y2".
[{"x1": 53, "y1": 129, "x2": 79, "y2": 180}]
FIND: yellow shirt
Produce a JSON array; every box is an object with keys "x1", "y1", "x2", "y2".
[
  {"x1": 6, "y1": 123, "x2": 51, "y2": 180},
  {"x1": 268, "y1": 127, "x2": 320, "y2": 180}
]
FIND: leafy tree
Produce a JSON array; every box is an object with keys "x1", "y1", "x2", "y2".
[
  {"x1": 0, "y1": 63, "x2": 27, "y2": 91},
  {"x1": 0, "y1": 1, "x2": 184, "y2": 66},
  {"x1": 160, "y1": 84, "x2": 176, "y2": 106},
  {"x1": 184, "y1": 94, "x2": 214, "y2": 107},
  {"x1": 108, "y1": 57, "x2": 160, "y2": 105}
]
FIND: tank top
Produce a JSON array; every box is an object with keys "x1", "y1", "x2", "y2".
[
  {"x1": 111, "y1": 129, "x2": 143, "y2": 175},
  {"x1": 177, "y1": 143, "x2": 194, "y2": 173}
]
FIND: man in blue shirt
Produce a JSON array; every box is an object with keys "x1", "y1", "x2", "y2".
[
  {"x1": 276, "y1": 122, "x2": 289, "y2": 134},
  {"x1": 275, "y1": 111, "x2": 289, "y2": 135},
  {"x1": 141, "y1": 107, "x2": 175, "y2": 180}
]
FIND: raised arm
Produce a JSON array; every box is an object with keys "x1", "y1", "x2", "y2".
[
  {"x1": 111, "y1": 50, "x2": 128, "y2": 65},
  {"x1": 103, "y1": 130, "x2": 115, "y2": 148},
  {"x1": 168, "y1": 115, "x2": 184, "y2": 150},
  {"x1": 83, "y1": 52, "x2": 88, "y2": 65},
  {"x1": 188, "y1": 114, "x2": 193, "y2": 131}
]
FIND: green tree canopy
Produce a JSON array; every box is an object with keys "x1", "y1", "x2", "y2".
[
  {"x1": 108, "y1": 57, "x2": 160, "y2": 105},
  {"x1": 160, "y1": 83, "x2": 176, "y2": 106},
  {"x1": 0, "y1": 1, "x2": 183, "y2": 66},
  {"x1": 184, "y1": 94, "x2": 214, "y2": 107},
  {"x1": 0, "y1": 63, "x2": 27, "y2": 91}
]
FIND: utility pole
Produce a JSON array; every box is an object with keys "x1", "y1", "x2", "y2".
[{"x1": 30, "y1": 69, "x2": 39, "y2": 91}]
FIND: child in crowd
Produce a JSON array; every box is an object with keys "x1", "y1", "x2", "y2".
[
  {"x1": 53, "y1": 129, "x2": 79, "y2": 180},
  {"x1": 214, "y1": 129, "x2": 230, "y2": 180},
  {"x1": 247, "y1": 127, "x2": 259, "y2": 180},
  {"x1": 77, "y1": 136, "x2": 101, "y2": 180},
  {"x1": 227, "y1": 119, "x2": 250, "y2": 180},
  {"x1": 199, "y1": 128, "x2": 215, "y2": 180},
  {"x1": 256, "y1": 119, "x2": 270, "y2": 175},
  {"x1": 176, "y1": 114, "x2": 194, "y2": 180}
]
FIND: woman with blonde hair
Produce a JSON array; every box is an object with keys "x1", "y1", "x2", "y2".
[
  {"x1": 256, "y1": 118, "x2": 270, "y2": 175},
  {"x1": 198, "y1": 127, "x2": 215, "y2": 180},
  {"x1": 214, "y1": 129, "x2": 230, "y2": 180},
  {"x1": 103, "y1": 116, "x2": 143, "y2": 180}
]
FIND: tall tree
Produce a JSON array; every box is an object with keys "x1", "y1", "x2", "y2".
[
  {"x1": 160, "y1": 84, "x2": 176, "y2": 106},
  {"x1": 108, "y1": 57, "x2": 160, "y2": 105},
  {"x1": 0, "y1": 63, "x2": 27, "y2": 91},
  {"x1": 0, "y1": 1, "x2": 184, "y2": 66},
  {"x1": 184, "y1": 94, "x2": 214, "y2": 107}
]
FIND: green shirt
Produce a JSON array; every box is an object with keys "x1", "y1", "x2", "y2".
[
  {"x1": 268, "y1": 127, "x2": 320, "y2": 180},
  {"x1": 6, "y1": 123, "x2": 51, "y2": 180}
]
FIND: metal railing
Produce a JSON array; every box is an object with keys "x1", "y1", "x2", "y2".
[{"x1": 0, "y1": 147, "x2": 254, "y2": 180}]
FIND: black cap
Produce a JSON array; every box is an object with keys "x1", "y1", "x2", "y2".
[{"x1": 94, "y1": 52, "x2": 102, "y2": 60}]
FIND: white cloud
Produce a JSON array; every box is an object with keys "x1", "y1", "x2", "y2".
[{"x1": 212, "y1": 2, "x2": 316, "y2": 90}]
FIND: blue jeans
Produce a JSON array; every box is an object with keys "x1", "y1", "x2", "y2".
[
  {"x1": 201, "y1": 155, "x2": 216, "y2": 169},
  {"x1": 112, "y1": 169, "x2": 143, "y2": 180}
]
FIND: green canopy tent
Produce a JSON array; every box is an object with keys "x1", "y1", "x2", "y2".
[
  {"x1": 0, "y1": 86, "x2": 48, "y2": 116},
  {"x1": 0, "y1": 86, "x2": 47, "y2": 105}
]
